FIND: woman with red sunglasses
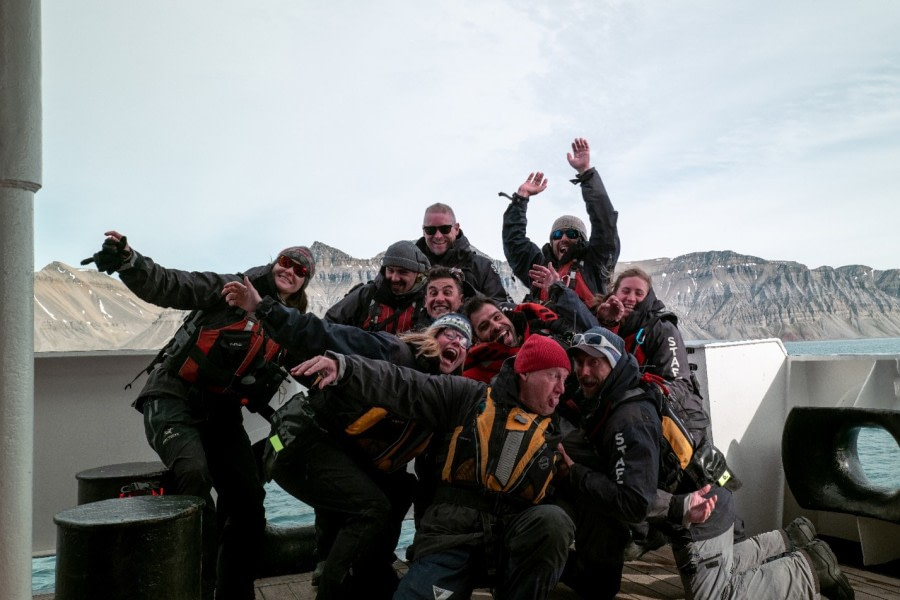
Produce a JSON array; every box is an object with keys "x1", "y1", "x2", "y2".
[{"x1": 81, "y1": 231, "x2": 315, "y2": 600}]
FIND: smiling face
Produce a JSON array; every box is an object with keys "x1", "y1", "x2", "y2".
[
  {"x1": 425, "y1": 277, "x2": 464, "y2": 319},
  {"x1": 422, "y1": 210, "x2": 460, "y2": 257},
  {"x1": 572, "y1": 351, "x2": 613, "y2": 399},
  {"x1": 272, "y1": 260, "x2": 306, "y2": 297},
  {"x1": 613, "y1": 275, "x2": 650, "y2": 318},
  {"x1": 384, "y1": 266, "x2": 418, "y2": 295},
  {"x1": 434, "y1": 327, "x2": 469, "y2": 373},
  {"x1": 550, "y1": 229, "x2": 582, "y2": 261},
  {"x1": 518, "y1": 367, "x2": 569, "y2": 416},
  {"x1": 469, "y1": 303, "x2": 517, "y2": 346}
]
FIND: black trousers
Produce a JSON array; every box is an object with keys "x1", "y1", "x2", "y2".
[
  {"x1": 143, "y1": 395, "x2": 266, "y2": 600},
  {"x1": 270, "y1": 420, "x2": 413, "y2": 600}
]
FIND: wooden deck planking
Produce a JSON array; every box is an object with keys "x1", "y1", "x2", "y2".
[{"x1": 34, "y1": 545, "x2": 900, "y2": 599}]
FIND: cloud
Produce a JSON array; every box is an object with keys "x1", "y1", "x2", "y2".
[{"x1": 36, "y1": 0, "x2": 900, "y2": 274}]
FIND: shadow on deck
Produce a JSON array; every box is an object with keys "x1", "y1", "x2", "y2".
[{"x1": 35, "y1": 544, "x2": 900, "y2": 599}]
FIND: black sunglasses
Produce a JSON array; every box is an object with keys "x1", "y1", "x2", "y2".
[
  {"x1": 423, "y1": 225, "x2": 454, "y2": 235},
  {"x1": 277, "y1": 255, "x2": 309, "y2": 277},
  {"x1": 551, "y1": 228, "x2": 581, "y2": 241}
]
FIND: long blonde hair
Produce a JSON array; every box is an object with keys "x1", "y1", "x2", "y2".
[{"x1": 398, "y1": 329, "x2": 442, "y2": 359}]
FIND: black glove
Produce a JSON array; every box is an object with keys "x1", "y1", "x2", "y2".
[{"x1": 80, "y1": 236, "x2": 130, "y2": 274}]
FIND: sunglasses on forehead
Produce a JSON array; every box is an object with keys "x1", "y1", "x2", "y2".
[
  {"x1": 277, "y1": 254, "x2": 309, "y2": 277},
  {"x1": 571, "y1": 332, "x2": 619, "y2": 351},
  {"x1": 551, "y1": 228, "x2": 581, "y2": 241},
  {"x1": 423, "y1": 224, "x2": 454, "y2": 235}
]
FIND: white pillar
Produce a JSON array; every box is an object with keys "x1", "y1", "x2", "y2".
[{"x1": 0, "y1": 0, "x2": 42, "y2": 598}]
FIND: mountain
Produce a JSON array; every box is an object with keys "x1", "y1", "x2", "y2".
[{"x1": 33, "y1": 245, "x2": 900, "y2": 352}]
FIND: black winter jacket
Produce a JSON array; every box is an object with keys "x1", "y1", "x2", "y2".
[
  {"x1": 119, "y1": 251, "x2": 298, "y2": 413},
  {"x1": 324, "y1": 271, "x2": 429, "y2": 334},
  {"x1": 415, "y1": 231, "x2": 511, "y2": 304},
  {"x1": 502, "y1": 167, "x2": 620, "y2": 300},
  {"x1": 331, "y1": 354, "x2": 562, "y2": 559},
  {"x1": 618, "y1": 288, "x2": 710, "y2": 440}
]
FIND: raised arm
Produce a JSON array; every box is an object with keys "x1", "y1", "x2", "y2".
[
  {"x1": 569, "y1": 139, "x2": 620, "y2": 297},
  {"x1": 502, "y1": 172, "x2": 549, "y2": 287},
  {"x1": 294, "y1": 353, "x2": 486, "y2": 429}
]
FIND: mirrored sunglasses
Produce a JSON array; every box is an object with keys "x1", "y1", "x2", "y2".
[
  {"x1": 551, "y1": 228, "x2": 581, "y2": 241},
  {"x1": 571, "y1": 332, "x2": 618, "y2": 353},
  {"x1": 277, "y1": 255, "x2": 309, "y2": 278},
  {"x1": 423, "y1": 225, "x2": 454, "y2": 235},
  {"x1": 440, "y1": 328, "x2": 470, "y2": 348}
]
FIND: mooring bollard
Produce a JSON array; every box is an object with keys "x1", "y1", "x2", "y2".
[
  {"x1": 75, "y1": 461, "x2": 173, "y2": 504},
  {"x1": 54, "y1": 495, "x2": 205, "y2": 600}
]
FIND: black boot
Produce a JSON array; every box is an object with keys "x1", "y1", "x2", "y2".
[
  {"x1": 801, "y1": 540, "x2": 854, "y2": 600},
  {"x1": 784, "y1": 516, "x2": 816, "y2": 550}
]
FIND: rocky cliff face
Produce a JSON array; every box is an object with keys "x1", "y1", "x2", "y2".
[{"x1": 33, "y1": 246, "x2": 900, "y2": 352}]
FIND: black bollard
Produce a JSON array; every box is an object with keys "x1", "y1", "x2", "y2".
[
  {"x1": 257, "y1": 521, "x2": 318, "y2": 578},
  {"x1": 54, "y1": 495, "x2": 205, "y2": 600},
  {"x1": 76, "y1": 461, "x2": 173, "y2": 504}
]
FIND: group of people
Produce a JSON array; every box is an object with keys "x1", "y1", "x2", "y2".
[{"x1": 84, "y1": 138, "x2": 853, "y2": 600}]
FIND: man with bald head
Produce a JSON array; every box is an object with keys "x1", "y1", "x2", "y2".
[{"x1": 417, "y1": 202, "x2": 511, "y2": 304}]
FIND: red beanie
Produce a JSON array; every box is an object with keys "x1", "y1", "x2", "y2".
[{"x1": 514, "y1": 335, "x2": 571, "y2": 374}]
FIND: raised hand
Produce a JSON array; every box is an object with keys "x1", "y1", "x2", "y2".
[
  {"x1": 516, "y1": 172, "x2": 548, "y2": 199},
  {"x1": 596, "y1": 295, "x2": 625, "y2": 325},
  {"x1": 566, "y1": 137, "x2": 591, "y2": 174},
  {"x1": 80, "y1": 230, "x2": 133, "y2": 274},
  {"x1": 529, "y1": 263, "x2": 560, "y2": 290},
  {"x1": 222, "y1": 276, "x2": 262, "y2": 313}
]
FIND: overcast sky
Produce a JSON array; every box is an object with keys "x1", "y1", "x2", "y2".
[{"x1": 37, "y1": 1, "x2": 900, "y2": 275}]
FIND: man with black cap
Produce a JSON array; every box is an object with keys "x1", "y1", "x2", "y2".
[
  {"x1": 325, "y1": 240, "x2": 431, "y2": 334},
  {"x1": 556, "y1": 326, "x2": 854, "y2": 600},
  {"x1": 501, "y1": 137, "x2": 620, "y2": 307},
  {"x1": 554, "y1": 326, "x2": 662, "y2": 599},
  {"x1": 82, "y1": 231, "x2": 315, "y2": 600},
  {"x1": 294, "y1": 334, "x2": 576, "y2": 600}
]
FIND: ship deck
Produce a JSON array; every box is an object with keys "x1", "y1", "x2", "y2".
[{"x1": 34, "y1": 543, "x2": 900, "y2": 599}]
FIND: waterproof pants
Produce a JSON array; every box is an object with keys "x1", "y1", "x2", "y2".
[
  {"x1": 270, "y1": 422, "x2": 401, "y2": 600},
  {"x1": 673, "y1": 525, "x2": 818, "y2": 600},
  {"x1": 143, "y1": 395, "x2": 266, "y2": 600},
  {"x1": 395, "y1": 504, "x2": 574, "y2": 600}
]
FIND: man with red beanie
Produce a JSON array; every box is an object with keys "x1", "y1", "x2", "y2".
[{"x1": 293, "y1": 334, "x2": 574, "y2": 600}]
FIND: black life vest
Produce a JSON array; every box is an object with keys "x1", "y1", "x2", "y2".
[
  {"x1": 343, "y1": 407, "x2": 433, "y2": 473},
  {"x1": 440, "y1": 389, "x2": 559, "y2": 506},
  {"x1": 156, "y1": 309, "x2": 288, "y2": 411}
]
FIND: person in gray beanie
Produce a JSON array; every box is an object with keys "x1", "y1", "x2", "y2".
[
  {"x1": 325, "y1": 239, "x2": 431, "y2": 334},
  {"x1": 501, "y1": 137, "x2": 621, "y2": 308}
]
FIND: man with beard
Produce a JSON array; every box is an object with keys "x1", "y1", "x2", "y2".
[
  {"x1": 326, "y1": 240, "x2": 430, "y2": 334},
  {"x1": 417, "y1": 203, "x2": 511, "y2": 303},
  {"x1": 293, "y1": 334, "x2": 575, "y2": 600},
  {"x1": 502, "y1": 137, "x2": 620, "y2": 308},
  {"x1": 460, "y1": 281, "x2": 597, "y2": 383},
  {"x1": 553, "y1": 326, "x2": 661, "y2": 599},
  {"x1": 554, "y1": 327, "x2": 853, "y2": 600}
]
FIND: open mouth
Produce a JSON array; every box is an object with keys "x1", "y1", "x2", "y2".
[{"x1": 494, "y1": 329, "x2": 514, "y2": 346}]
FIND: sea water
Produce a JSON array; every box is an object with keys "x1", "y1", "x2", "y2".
[{"x1": 31, "y1": 338, "x2": 900, "y2": 594}]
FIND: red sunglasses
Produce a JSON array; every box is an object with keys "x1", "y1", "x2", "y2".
[{"x1": 277, "y1": 255, "x2": 309, "y2": 277}]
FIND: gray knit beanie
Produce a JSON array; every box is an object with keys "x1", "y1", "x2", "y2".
[
  {"x1": 382, "y1": 240, "x2": 431, "y2": 273},
  {"x1": 550, "y1": 215, "x2": 588, "y2": 242}
]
